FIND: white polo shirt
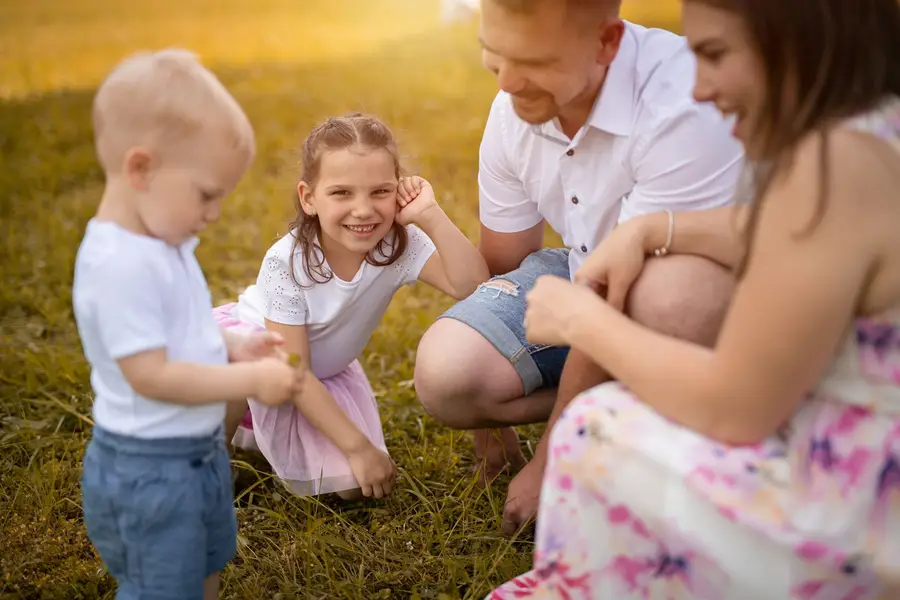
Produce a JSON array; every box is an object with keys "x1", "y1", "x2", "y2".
[
  {"x1": 478, "y1": 21, "x2": 745, "y2": 276},
  {"x1": 72, "y1": 220, "x2": 228, "y2": 439}
]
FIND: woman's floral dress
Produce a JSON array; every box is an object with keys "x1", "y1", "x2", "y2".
[{"x1": 488, "y1": 98, "x2": 900, "y2": 600}]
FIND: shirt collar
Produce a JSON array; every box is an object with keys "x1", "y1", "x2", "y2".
[
  {"x1": 181, "y1": 236, "x2": 201, "y2": 254},
  {"x1": 587, "y1": 23, "x2": 637, "y2": 137}
]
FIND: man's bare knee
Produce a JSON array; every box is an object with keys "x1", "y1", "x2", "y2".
[
  {"x1": 414, "y1": 318, "x2": 524, "y2": 428},
  {"x1": 626, "y1": 255, "x2": 734, "y2": 347}
]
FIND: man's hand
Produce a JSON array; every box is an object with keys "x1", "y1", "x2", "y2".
[{"x1": 501, "y1": 459, "x2": 544, "y2": 536}]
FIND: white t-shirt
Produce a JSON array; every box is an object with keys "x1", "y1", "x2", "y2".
[
  {"x1": 72, "y1": 220, "x2": 228, "y2": 439},
  {"x1": 234, "y1": 225, "x2": 436, "y2": 379},
  {"x1": 478, "y1": 21, "x2": 745, "y2": 276}
]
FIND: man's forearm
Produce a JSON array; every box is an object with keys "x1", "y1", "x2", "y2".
[
  {"x1": 531, "y1": 348, "x2": 611, "y2": 467},
  {"x1": 477, "y1": 221, "x2": 545, "y2": 277}
]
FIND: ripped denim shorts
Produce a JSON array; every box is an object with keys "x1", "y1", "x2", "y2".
[{"x1": 439, "y1": 247, "x2": 571, "y2": 395}]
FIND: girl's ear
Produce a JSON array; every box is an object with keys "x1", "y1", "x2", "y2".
[{"x1": 297, "y1": 181, "x2": 317, "y2": 217}]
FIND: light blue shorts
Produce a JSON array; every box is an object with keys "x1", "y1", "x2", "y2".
[
  {"x1": 81, "y1": 424, "x2": 237, "y2": 600},
  {"x1": 439, "y1": 248, "x2": 572, "y2": 395}
]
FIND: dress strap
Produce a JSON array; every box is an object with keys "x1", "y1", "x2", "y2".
[{"x1": 842, "y1": 95, "x2": 900, "y2": 152}]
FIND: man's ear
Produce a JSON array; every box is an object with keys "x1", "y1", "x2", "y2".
[
  {"x1": 123, "y1": 147, "x2": 155, "y2": 191},
  {"x1": 596, "y1": 18, "x2": 625, "y2": 66},
  {"x1": 297, "y1": 181, "x2": 317, "y2": 216}
]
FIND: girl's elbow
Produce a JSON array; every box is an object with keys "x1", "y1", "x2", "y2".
[{"x1": 448, "y1": 274, "x2": 487, "y2": 300}]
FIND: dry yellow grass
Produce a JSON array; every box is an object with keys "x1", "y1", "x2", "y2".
[{"x1": 0, "y1": 1, "x2": 680, "y2": 597}]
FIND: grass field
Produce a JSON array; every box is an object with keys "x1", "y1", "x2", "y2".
[{"x1": 0, "y1": 1, "x2": 680, "y2": 597}]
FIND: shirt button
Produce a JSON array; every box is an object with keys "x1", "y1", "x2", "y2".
[
  {"x1": 571, "y1": 195, "x2": 579, "y2": 204},
  {"x1": 580, "y1": 244, "x2": 588, "y2": 252},
  {"x1": 566, "y1": 149, "x2": 574, "y2": 156}
]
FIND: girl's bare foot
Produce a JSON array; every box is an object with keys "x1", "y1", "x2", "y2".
[
  {"x1": 336, "y1": 488, "x2": 363, "y2": 501},
  {"x1": 471, "y1": 427, "x2": 527, "y2": 485}
]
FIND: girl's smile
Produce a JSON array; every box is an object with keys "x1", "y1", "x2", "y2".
[
  {"x1": 343, "y1": 223, "x2": 380, "y2": 237},
  {"x1": 298, "y1": 146, "x2": 399, "y2": 258}
]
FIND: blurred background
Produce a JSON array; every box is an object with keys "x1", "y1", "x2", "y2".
[{"x1": 0, "y1": 1, "x2": 681, "y2": 598}]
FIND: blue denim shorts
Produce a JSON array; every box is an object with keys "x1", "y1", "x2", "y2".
[
  {"x1": 440, "y1": 247, "x2": 571, "y2": 395},
  {"x1": 81, "y1": 424, "x2": 237, "y2": 600}
]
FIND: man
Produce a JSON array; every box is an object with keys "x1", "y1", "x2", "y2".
[{"x1": 413, "y1": 0, "x2": 743, "y2": 534}]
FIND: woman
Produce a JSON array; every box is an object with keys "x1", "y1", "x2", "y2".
[{"x1": 489, "y1": 0, "x2": 900, "y2": 598}]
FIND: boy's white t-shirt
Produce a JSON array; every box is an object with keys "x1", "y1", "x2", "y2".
[
  {"x1": 234, "y1": 225, "x2": 436, "y2": 379},
  {"x1": 72, "y1": 220, "x2": 229, "y2": 439}
]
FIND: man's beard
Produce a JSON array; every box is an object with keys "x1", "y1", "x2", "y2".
[{"x1": 510, "y1": 92, "x2": 558, "y2": 124}]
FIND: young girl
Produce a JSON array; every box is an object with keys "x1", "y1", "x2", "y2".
[
  {"x1": 490, "y1": 0, "x2": 900, "y2": 598},
  {"x1": 214, "y1": 113, "x2": 489, "y2": 499}
]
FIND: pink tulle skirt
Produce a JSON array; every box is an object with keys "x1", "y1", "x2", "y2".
[{"x1": 212, "y1": 302, "x2": 388, "y2": 496}]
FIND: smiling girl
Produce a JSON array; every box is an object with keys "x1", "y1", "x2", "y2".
[{"x1": 213, "y1": 113, "x2": 488, "y2": 500}]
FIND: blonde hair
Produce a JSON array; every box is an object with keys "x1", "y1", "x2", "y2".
[{"x1": 92, "y1": 48, "x2": 254, "y2": 173}]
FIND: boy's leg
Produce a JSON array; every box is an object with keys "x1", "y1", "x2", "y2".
[
  {"x1": 206, "y1": 434, "x2": 239, "y2": 593},
  {"x1": 203, "y1": 573, "x2": 220, "y2": 600},
  {"x1": 81, "y1": 437, "x2": 130, "y2": 587},
  {"x1": 82, "y1": 431, "x2": 213, "y2": 599},
  {"x1": 414, "y1": 248, "x2": 572, "y2": 479}
]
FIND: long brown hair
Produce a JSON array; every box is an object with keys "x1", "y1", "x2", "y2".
[
  {"x1": 691, "y1": 0, "x2": 900, "y2": 275},
  {"x1": 287, "y1": 113, "x2": 408, "y2": 287}
]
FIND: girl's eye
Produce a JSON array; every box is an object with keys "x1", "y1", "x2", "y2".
[
  {"x1": 374, "y1": 189, "x2": 391, "y2": 195},
  {"x1": 331, "y1": 190, "x2": 350, "y2": 196},
  {"x1": 200, "y1": 191, "x2": 216, "y2": 202}
]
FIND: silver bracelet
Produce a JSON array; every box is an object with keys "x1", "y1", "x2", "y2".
[{"x1": 652, "y1": 209, "x2": 674, "y2": 257}]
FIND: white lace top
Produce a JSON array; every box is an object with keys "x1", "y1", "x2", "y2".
[{"x1": 234, "y1": 225, "x2": 436, "y2": 378}]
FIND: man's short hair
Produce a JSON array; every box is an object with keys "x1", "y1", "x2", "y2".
[
  {"x1": 488, "y1": 0, "x2": 621, "y2": 16},
  {"x1": 92, "y1": 48, "x2": 254, "y2": 172}
]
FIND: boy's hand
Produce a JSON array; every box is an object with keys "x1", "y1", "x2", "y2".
[
  {"x1": 250, "y1": 356, "x2": 304, "y2": 406},
  {"x1": 347, "y1": 444, "x2": 398, "y2": 499},
  {"x1": 396, "y1": 176, "x2": 439, "y2": 226},
  {"x1": 228, "y1": 331, "x2": 284, "y2": 363}
]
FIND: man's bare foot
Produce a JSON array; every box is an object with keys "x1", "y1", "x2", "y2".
[{"x1": 471, "y1": 427, "x2": 528, "y2": 485}]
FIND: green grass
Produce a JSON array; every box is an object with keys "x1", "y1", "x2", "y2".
[{"x1": 0, "y1": 1, "x2": 678, "y2": 597}]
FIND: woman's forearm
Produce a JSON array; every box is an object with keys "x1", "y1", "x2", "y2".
[
  {"x1": 638, "y1": 205, "x2": 748, "y2": 269},
  {"x1": 563, "y1": 298, "x2": 751, "y2": 443}
]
